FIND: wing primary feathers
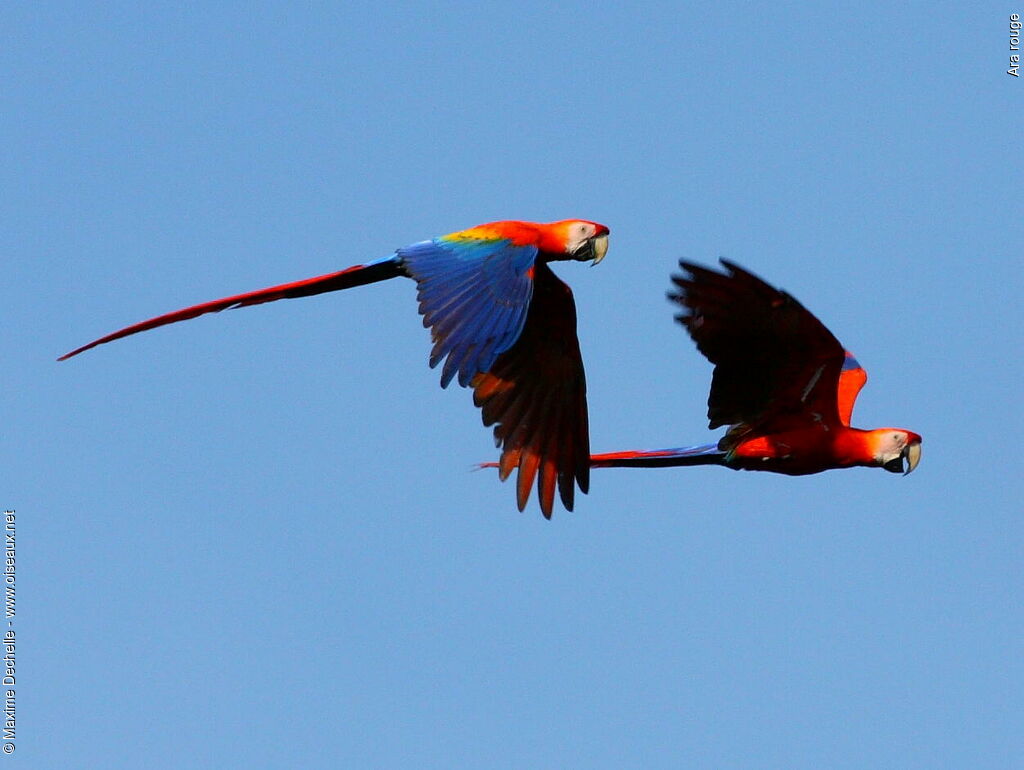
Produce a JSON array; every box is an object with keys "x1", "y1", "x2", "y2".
[
  {"x1": 668, "y1": 258, "x2": 847, "y2": 432},
  {"x1": 469, "y1": 261, "x2": 590, "y2": 517}
]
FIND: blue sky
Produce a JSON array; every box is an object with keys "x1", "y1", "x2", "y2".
[{"x1": 4, "y1": 2, "x2": 1021, "y2": 767}]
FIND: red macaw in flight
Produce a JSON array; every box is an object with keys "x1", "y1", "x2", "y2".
[
  {"x1": 589, "y1": 260, "x2": 922, "y2": 476},
  {"x1": 60, "y1": 219, "x2": 610, "y2": 517}
]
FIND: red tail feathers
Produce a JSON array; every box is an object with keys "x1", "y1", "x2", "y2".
[{"x1": 59, "y1": 257, "x2": 404, "y2": 360}]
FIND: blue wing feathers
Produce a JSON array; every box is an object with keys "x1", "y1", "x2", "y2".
[
  {"x1": 399, "y1": 238, "x2": 537, "y2": 388},
  {"x1": 462, "y1": 303, "x2": 511, "y2": 364}
]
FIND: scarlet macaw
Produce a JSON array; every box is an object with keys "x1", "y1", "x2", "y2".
[
  {"x1": 60, "y1": 220, "x2": 610, "y2": 517},
  {"x1": 589, "y1": 260, "x2": 922, "y2": 476}
]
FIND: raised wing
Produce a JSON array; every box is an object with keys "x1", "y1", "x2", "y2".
[
  {"x1": 669, "y1": 259, "x2": 846, "y2": 440},
  {"x1": 399, "y1": 235, "x2": 538, "y2": 388},
  {"x1": 471, "y1": 262, "x2": 589, "y2": 518},
  {"x1": 837, "y1": 350, "x2": 867, "y2": 426}
]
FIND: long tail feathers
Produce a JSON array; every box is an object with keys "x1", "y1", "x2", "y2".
[
  {"x1": 59, "y1": 255, "x2": 406, "y2": 360},
  {"x1": 477, "y1": 443, "x2": 726, "y2": 472},
  {"x1": 587, "y1": 444, "x2": 725, "y2": 468}
]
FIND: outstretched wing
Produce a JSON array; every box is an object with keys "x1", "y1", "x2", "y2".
[
  {"x1": 471, "y1": 262, "x2": 589, "y2": 518},
  {"x1": 399, "y1": 234, "x2": 538, "y2": 388},
  {"x1": 669, "y1": 259, "x2": 846, "y2": 440}
]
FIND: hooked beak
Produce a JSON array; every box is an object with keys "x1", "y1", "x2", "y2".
[
  {"x1": 590, "y1": 234, "x2": 608, "y2": 265},
  {"x1": 575, "y1": 234, "x2": 609, "y2": 266},
  {"x1": 882, "y1": 440, "x2": 922, "y2": 475},
  {"x1": 903, "y1": 440, "x2": 921, "y2": 475}
]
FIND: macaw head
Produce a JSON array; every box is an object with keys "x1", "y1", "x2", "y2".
[
  {"x1": 543, "y1": 220, "x2": 610, "y2": 265},
  {"x1": 869, "y1": 429, "x2": 923, "y2": 475}
]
